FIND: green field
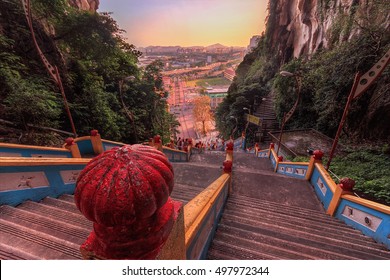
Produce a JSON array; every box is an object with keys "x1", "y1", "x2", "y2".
[{"x1": 187, "y1": 77, "x2": 231, "y2": 88}]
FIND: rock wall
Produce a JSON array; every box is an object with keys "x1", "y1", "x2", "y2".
[
  {"x1": 68, "y1": 0, "x2": 99, "y2": 11},
  {"x1": 269, "y1": 0, "x2": 387, "y2": 63}
]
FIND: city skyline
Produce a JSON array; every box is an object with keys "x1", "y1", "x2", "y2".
[{"x1": 98, "y1": 0, "x2": 268, "y2": 48}]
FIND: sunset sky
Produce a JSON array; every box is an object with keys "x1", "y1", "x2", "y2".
[{"x1": 98, "y1": 0, "x2": 268, "y2": 47}]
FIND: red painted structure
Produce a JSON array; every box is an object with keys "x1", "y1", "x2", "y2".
[{"x1": 74, "y1": 144, "x2": 181, "y2": 259}]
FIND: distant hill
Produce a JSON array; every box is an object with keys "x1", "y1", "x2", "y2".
[
  {"x1": 139, "y1": 44, "x2": 245, "y2": 54},
  {"x1": 206, "y1": 43, "x2": 227, "y2": 49}
]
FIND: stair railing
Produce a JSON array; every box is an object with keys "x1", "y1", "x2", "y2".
[{"x1": 255, "y1": 144, "x2": 390, "y2": 250}]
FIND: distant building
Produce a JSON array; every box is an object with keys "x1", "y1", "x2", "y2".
[{"x1": 206, "y1": 87, "x2": 229, "y2": 110}]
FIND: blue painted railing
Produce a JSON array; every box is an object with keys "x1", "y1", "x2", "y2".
[
  {"x1": 163, "y1": 147, "x2": 189, "y2": 162},
  {"x1": 255, "y1": 145, "x2": 390, "y2": 250},
  {"x1": 335, "y1": 196, "x2": 390, "y2": 249},
  {"x1": 102, "y1": 139, "x2": 125, "y2": 151},
  {"x1": 0, "y1": 143, "x2": 72, "y2": 158},
  {"x1": 277, "y1": 162, "x2": 309, "y2": 179},
  {"x1": 0, "y1": 158, "x2": 90, "y2": 206},
  {"x1": 309, "y1": 164, "x2": 335, "y2": 210}
]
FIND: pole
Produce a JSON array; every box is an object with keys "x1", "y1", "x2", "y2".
[
  {"x1": 326, "y1": 72, "x2": 361, "y2": 170},
  {"x1": 55, "y1": 66, "x2": 77, "y2": 137},
  {"x1": 276, "y1": 112, "x2": 286, "y2": 156},
  {"x1": 22, "y1": 0, "x2": 77, "y2": 137}
]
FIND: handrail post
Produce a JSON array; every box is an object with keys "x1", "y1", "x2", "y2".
[
  {"x1": 90, "y1": 130, "x2": 104, "y2": 155},
  {"x1": 327, "y1": 177, "x2": 355, "y2": 216},
  {"x1": 305, "y1": 150, "x2": 324, "y2": 180},
  {"x1": 64, "y1": 137, "x2": 81, "y2": 158}
]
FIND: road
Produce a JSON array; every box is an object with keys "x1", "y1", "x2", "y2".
[{"x1": 177, "y1": 103, "x2": 197, "y2": 140}]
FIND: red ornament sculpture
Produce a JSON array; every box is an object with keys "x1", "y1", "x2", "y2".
[
  {"x1": 313, "y1": 150, "x2": 324, "y2": 160},
  {"x1": 65, "y1": 137, "x2": 75, "y2": 146},
  {"x1": 153, "y1": 135, "x2": 161, "y2": 144},
  {"x1": 223, "y1": 160, "x2": 233, "y2": 173},
  {"x1": 90, "y1": 129, "x2": 99, "y2": 136},
  {"x1": 339, "y1": 177, "x2": 356, "y2": 191},
  {"x1": 74, "y1": 144, "x2": 180, "y2": 259}
]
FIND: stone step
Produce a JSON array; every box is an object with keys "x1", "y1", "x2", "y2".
[
  {"x1": 0, "y1": 205, "x2": 91, "y2": 244},
  {"x1": 171, "y1": 183, "x2": 207, "y2": 204},
  {"x1": 227, "y1": 195, "x2": 334, "y2": 222},
  {"x1": 227, "y1": 195, "x2": 384, "y2": 240},
  {"x1": 209, "y1": 224, "x2": 356, "y2": 259},
  {"x1": 0, "y1": 243, "x2": 39, "y2": 260},
  {"x1": 222, "y1": 219, "x2": 390, "y2": 259},
  {"x1": 57, "y1": 194, "x2": 76, "y2": 203},
  {"x1": 221, "y1": 210, "x2": 386, "y2": 252},
  {"x1": 223, "y1": 202, "x2": 359, "y2": 235},
  {"x1": 41, "y1": 196, "x2": 80, "y2": 213},
  {"x1": 16, "y1": 201, "x2": 91, "y2": 228},
  {"x1": 172, "y1": 162, "x2": 223, "y2": 188},
  {"x1": 0, "y1": 219, "x2": 82, "y2": 260},
  {"x1": 208, "y1": 237, "x2": 280, "y2": 260}
]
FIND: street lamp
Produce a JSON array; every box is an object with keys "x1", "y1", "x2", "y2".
[
  {"x1": 119, "y1": 76, "x2": 138, "y2": 142},
  {"x1": 243, "y1": 107, "x2": 251, "y2": 114},
  {"x1": 277, "y1": 70, "x2": 302, "y2": 157}
]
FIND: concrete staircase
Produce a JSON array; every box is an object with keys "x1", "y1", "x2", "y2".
[
  {"x1": 0, "y1": 151, "x2": 225, "y2": 260},
  {"x1": 171, "y1": 151, "x2": 225, "y2": 204},
  {"x1": 207, "y1": 153, "x2": 390, "y2": 260},
  {"x1": 1, "y1": 151, "x2": 389, "y2": 259},
  {"x1": 0, "y1": 194, "x2": 91, "y2": 260},
  {"x1": 253, "y1": 93, "x2": 279, "y2": 142}
]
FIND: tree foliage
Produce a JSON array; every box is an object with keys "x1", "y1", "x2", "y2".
[
  {"x1": 193, "y1": 95, "x2": 213, "y2": 136},
  {"x1": 0, "y1": 0, "x2": 177, "y2": 144}
]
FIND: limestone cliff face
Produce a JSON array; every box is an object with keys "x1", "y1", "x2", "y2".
[
  {"x1": 68, "y1": 0, "x2": 99, "y2": 11},
  {"x1": 269, "y1": 0, "x2": 388, "y2": 63}
]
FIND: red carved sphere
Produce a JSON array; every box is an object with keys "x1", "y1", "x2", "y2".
[
  {"x1": 65, "y1": 137, "x2": 74, "y2": 146},
  {"x1": 153, "y1": 135, "x2": 161, "y2": 143},
  {"x1": 313, "y1": 150, "x2": 324, "y2": 160},
  {"x1": 339, "y1": 177, "x2": 355, "y2": 191},
  {"x1": 226, "y1": 142, "x2": 234, "y2": 151},
  {"x1": 90, "y1": 129, "x2": 99, "y2": 136},
  {"x1": 74, "y1": 144, "x2": 174, "y2": 227},
  {"x1": 223, "y1": 160, "x2": 233, "y2": 173}
]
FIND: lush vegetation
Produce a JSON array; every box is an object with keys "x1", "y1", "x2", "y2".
[
  {"x1": 215, "y1": 0, "x2": 389, "y2": 204},
  {"x1": 194, "y1": 77, "x2": 231, "y2": 88},
  {"x1": 0, "y1": 0, "x2": 178, "y2": 144},
  {"x1": 330, "y1": 146, "x2": 390, "y2": 205}
]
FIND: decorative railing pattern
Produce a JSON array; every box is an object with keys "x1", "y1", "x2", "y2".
[
  {"x1": 257, "y1": 149, "x2": 269, "y2": 158},
  {"x1": 335, "y1": 195, "x2": 390, "y2": 248},
  {"x1": 0, "y1": 157, "x2": 90, "y2": 206},
  {"x1": 309, "y1": 163, "x2": 337, "y2": 210},
  {"x1": 277, "y1": 162, "x2": 309, "y2": 179},
  {"x1": 101, "y1": 139, "x2": 125, "y2": 151},
  {"x1": 163, "y1": 147, "x2": 189, "y2": 162},
  {"x1": 0, "y1": 143, "x2": 72, "y2": 158}
]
